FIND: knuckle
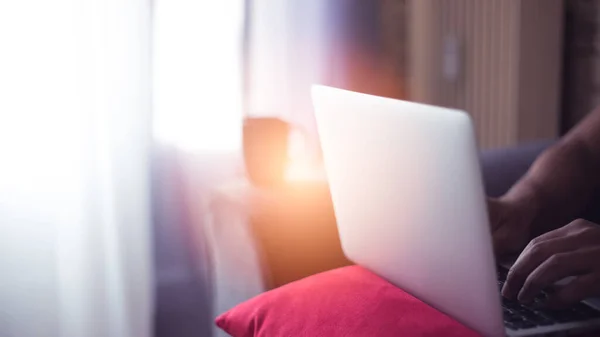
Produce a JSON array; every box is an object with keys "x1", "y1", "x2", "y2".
[
  {"x1": 529, "y1": 236, "x2": 542, "y2": 246},
  {"x1": 548, "y1": 254, "x2": 564, "y2": 267},
  {"x1": 529, "y1": 242, "x2": 548, "y2": 258},
  {"x1": 581, "y1": 227, "x2": 597, "y2": 237},
  {"x1": 547, "y1": 254, "x2": 565, "y2": 268},
  {"x1": 572, "y1": 218, "x2": 590, "y2": 229}
]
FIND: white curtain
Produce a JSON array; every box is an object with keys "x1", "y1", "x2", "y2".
[
  {"x1": 246, "y1": 0, "x2": 331, "y2": 173},
  {"x1": 153, "y1": 1, "x2": 243, "y2": 153},
  {"x1": 152, "y1": 2, "x2": 245, "y2": 336},
  {"x1": 0, "y1": 0, "x2": 153, "y2": 336},
  {"x1": 247, "y1": 0, "x2": 330, "y2": 124}
]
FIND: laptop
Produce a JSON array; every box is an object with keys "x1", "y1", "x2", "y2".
[{"x1": 311, "y1": 85, "x2": 600, "y2": 337}]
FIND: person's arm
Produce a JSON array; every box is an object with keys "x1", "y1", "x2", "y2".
[
  {"x1": 499, "y1": 108, "x2": 600, "y2": 305},
  {"x1": 505, "y1": 108, "x2": 600, "y2": 236}
]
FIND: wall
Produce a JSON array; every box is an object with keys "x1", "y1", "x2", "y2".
[
  {"x1": 408, "y1": 0, "x2": 563, "y2": 149},
  {"x1": 562, "y1": 0, "x2": 600, "y2": 131}
]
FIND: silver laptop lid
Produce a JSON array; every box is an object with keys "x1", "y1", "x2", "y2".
[{"x1": 312, "y1": 85, "x2": 504, "y2": 336}]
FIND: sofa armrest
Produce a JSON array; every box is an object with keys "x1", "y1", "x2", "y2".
[
  {"x1": 480, "y1": 140, "x2": 555, "y2": 198},
  {"x1": 479, "y1": 139, "x2": 600, "y2": 226}
]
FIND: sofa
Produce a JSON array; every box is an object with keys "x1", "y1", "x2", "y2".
[{"x1": 155, "y1": 139, "x2": 600, "y2": 337}]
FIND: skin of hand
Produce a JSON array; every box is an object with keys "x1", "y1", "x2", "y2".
[
  {"x1": 501, "y1": 219, "x2": 600, "y2": 308},
  {"x1": 488, "y1": 197, "x2": 537, "y2": 257},
  {"x1": 490, "y1": 108, "x2": 600, "y2": 253},
  {"x1": 489, "y1": 108, "x2": 600, "y2": 307}
]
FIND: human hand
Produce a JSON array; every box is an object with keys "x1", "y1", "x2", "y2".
[
  {"x1": 501, "y1": 219, "x2": 600, "y2": 308},
  {"x1": 488, "y1": 197, "x2": 536, "y2": 257}
]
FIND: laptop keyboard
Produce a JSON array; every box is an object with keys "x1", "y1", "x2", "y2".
[{"x1": 497, "y1": 268, "x2": 600, "y2": 330}]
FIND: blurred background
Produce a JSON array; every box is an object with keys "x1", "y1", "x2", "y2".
[{"x1": 0, "y1": 0, "x2": 598, "y2": 336}]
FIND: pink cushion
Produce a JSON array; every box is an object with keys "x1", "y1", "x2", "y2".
[{"x1": 216, "y1": 265, "x2": 480, "y2": 337}]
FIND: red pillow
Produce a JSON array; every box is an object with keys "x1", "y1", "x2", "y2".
[{"x1": 216, "y1": 266, "x2": 480, "y2": 337}]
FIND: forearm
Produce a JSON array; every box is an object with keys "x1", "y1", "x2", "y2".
[{"x1": 505, "y1": 138, "x2": 600, "y2": 235}]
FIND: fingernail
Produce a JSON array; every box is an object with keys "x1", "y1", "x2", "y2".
[
  {"x1": 501, "y1": 285, "x2": 513, "y2": 299},
  {"x1": 517, "y1": 293, "x2": 532, "y2": 304}
]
